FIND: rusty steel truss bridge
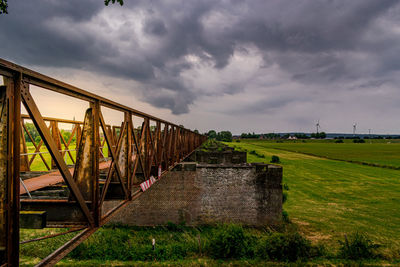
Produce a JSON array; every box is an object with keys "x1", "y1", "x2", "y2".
[{"x1": 0, "y1": 58, "x2": 206, "y2": 266}]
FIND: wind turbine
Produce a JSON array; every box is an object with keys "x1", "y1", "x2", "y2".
[
  {"x1": 315, "y1": 120, "x2": 321, "y2": 134},
  {"x1": 353, "y1": 123, "x2": 357, "y2": 136}
]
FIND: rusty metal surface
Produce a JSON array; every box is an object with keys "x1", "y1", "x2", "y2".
[
  {"x1": 0, "y1": 87, "x2": 7, "y2": 262},
  {"x1": 20, "y1": 161, "x2": 111, "y2": 195},
  {"x1": 73, "y1": 108, "x2": 94, "y2": 201},
  {"x1": 0, "y1": 58, "x2": 207, "y2": 266}
]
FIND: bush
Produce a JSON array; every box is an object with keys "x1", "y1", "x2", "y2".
[
  {"x1": 282, "y1": 192, "x2": 288, "y2": 204},
  {"x1": 208, "y1": 224, "x2": 253, "y2": 259},
  {"x1": 249, "y1": 150, "x2": 257, "y2": 155},
  {"x1": 353, "y1": 139, "x2": 366, "y2": 143},
  {"x1": 257, "y1": 232, "x2": 312, "y2": 261},
  {"x1": 271, "y1": 155, "x2": 280, "y2": 163},
  {"x1": 338, "y1": 232, "x2": 380, "y2": 260},
  {"x1": 335, "y1": 139, "x2": 344, "y2": 143}
]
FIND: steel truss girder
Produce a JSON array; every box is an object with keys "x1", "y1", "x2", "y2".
[{"x1": 0, "y1": 58, "x2": 207, "y2": 266}]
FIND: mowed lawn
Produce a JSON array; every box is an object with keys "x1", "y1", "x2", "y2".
[
  {"x1": 226, "y1": 140, "x2": 400, "y2": 256},
  {"x1": 240, "y1": 139, "x2": 400, "y2": 168}
]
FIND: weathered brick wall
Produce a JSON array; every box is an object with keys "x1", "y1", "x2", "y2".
[{"x1": 104, "y1": 163, "x2": 282, "y2": 226}]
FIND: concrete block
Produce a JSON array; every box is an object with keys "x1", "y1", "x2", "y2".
[{"x1": 20, "y1": 211, "x2": 47, "y2": 229}]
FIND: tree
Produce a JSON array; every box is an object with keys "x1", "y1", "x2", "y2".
[
  {"x1": 104, "y1": 0, "x2": 124, "y2": 6},
  {"x1": 207, "y1": 130, "x2": 217, "y2": 139},
  {"x1": 23, "y1": 123, "x2": 40, "y2": 143},
  {"x1": 194, "y1": 129, "x2": 199, "y2": 134},
  {"x1": 0, "y1": 0, "x2": 7, "y2": 14},
  {"x1": 216, "y1": 131, "x2": 232, "y2": 142}
]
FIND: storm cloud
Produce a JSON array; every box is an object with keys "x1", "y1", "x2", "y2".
[{"x1": 1, "y1": 0, "x2": 400, "y2": 133}]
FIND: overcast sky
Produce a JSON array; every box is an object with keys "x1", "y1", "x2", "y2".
[{"x1": 1, "y1": 0, "x2": 400, "y2": 134}]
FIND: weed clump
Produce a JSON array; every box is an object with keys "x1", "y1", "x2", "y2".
[
  {"x1": 249, "y1": 150, "x2": 265, "y2": 158},
  {"x1": 208, "y1": 224, "x2": 253, "y2": 259},
  {"x1": 338, "y1": 232, "x2": 380, "y2": 260},
  {"x1": 257, "y1": 232, "x2": 313, "y2": 262},
  {"x1": 271, "y1": 155, "x2": 281, "y2": 163}
]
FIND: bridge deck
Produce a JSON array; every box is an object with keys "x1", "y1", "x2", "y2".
[{"x1": 20, "y1": 161, "x2": 112, "y2": 195}]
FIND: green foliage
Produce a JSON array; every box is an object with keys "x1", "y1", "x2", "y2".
[
  {"x1": 0, "y1": 0, "x2": 8, "y2": 14},
  {"x1": 207, "y1": 130, "x2": 217, "y2": 139},
  {"x1": 208, "y1": 224, "x2": 253, "y2": 259},
  {"x1": 200, "y1": 139, "x2": 231, "y2": 152},
  {"x1": 257, "y1": 232, "x2": 313, "y2": 262},
  {"x1": 338, "y1": 232, "x2": 380, "y2": 260},
  {"x1": 249, "y1": 149, "x2": 265, "y2": 158},
  {"x1": 282, "y1": 192, "x2": 288, "y2": 204},
  {"x1": 241, "y1": 132, "x2": 260, "y2": 139},
  {"x1": 104, "y1": 0, "x2": 124, "y2": 6},
  {"x1": 35, "y1": 136, "x2": 41, "y2": 143},
  {"x1": 283, "y1": 183, "x2": 290, "y2": 191},
  {"x1": 282, "y1": 210, "x2": 290, "y2": 223},
  {"x1": 311, "y1": 132, "x2": 326, "y2": 139},
  {"x1": 295, "y1": 133, "x2": 310, "y2": 139},
  {"x1": 270, "y1": 155, "x2": 280, "y2": 163},
  {"x1": 216, "y1": 131, "x2": 233, "y2": 142},
  {"x1": 353, "y1": 139, "x2": 366, "y2": 143},
  {"x1": 61, "y1": 129, "x2": 72, "y2": 142},
  {"x1": 335, "y1": 139, "x2": 344, "y2": 143},
  {"x1": 24, "y1": 123, "x2": 40, "y2": 143},
  {"x1": 22, "y1": 225, "x2": 327, "y2": 264},
  {"x1": 70, "y1": 226, "x2": 194, "y2": 261}
]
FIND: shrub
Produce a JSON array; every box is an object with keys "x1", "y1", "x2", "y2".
[
  {"x1": 249, "y1": 150, "x2": 257, "y2": 155},
  {"x1": 283, "y1": 183, "x2": 290, "y2": 191},
  {"x1": 353, "y1": 139, "x2": 366, "y2": 143},
  {"x1": 338, "y1": 232, "x2": 380, "y2": 260},
  {"x1": 282, "y1": 192, "x2": 288, "y2": 204},
  {"x1": 335, "y1": 139, "x2": 344, "y2": 143},
  {"x1": 208, "y1": 224, "x2": 253, "y2": 259},
  {"x1": 271, "y1": 155, "x2": 280, "y2": 163},
  {"x1": 257, "y1": 232, "x2": 312, "y2": 261}
]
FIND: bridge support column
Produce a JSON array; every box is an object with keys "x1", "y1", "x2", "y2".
[{"x1": 0, "y1": 74, "x2": 22, "y2": 266}]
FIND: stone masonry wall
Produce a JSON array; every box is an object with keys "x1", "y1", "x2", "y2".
[{"x1": 104, "y1": 162, "x2": 282, "y2": 226}]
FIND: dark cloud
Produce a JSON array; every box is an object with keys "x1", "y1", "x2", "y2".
[{"x1": 1, "y1": 0, "x2": 400, "y2": 117}]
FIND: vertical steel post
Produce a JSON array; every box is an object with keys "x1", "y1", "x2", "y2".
[
  {"x1": 2, "y1": 74, "x2": 22, "y2": 266},
  {"x1": 92, "y1": 101, "x2": 100, "y2": 226}
]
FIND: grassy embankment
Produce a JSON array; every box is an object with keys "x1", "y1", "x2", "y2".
[{"x1": 227, "y1": 139, "x2": 400, "y2": 259}]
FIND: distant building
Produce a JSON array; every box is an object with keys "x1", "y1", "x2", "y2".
[{"x1": 288, "y1": 136, "x2": 297, "y2": 140}]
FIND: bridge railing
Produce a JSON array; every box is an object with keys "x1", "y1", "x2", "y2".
[{"x1": 0, "y1": 58, "x2": 206, "y2": 266}]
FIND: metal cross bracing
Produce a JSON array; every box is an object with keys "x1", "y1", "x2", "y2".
[{"x1": 0, "y1": 58, "x2": 206, "y2": 266}]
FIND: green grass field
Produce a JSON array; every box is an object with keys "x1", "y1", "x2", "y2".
[
  {"x1": 235, "y1": 139, "x2": 400, "y2": 169},
  {"x1": 227, "y1": 139, "x2": 400, "y2": 258}
]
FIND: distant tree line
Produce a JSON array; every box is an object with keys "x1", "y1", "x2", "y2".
[
  {"x1": 310, "y1": 132, "x2": 326, "y2": 139},
  {"x1": 239, "y1": 132, "x2": 327, "y2": 139}
]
